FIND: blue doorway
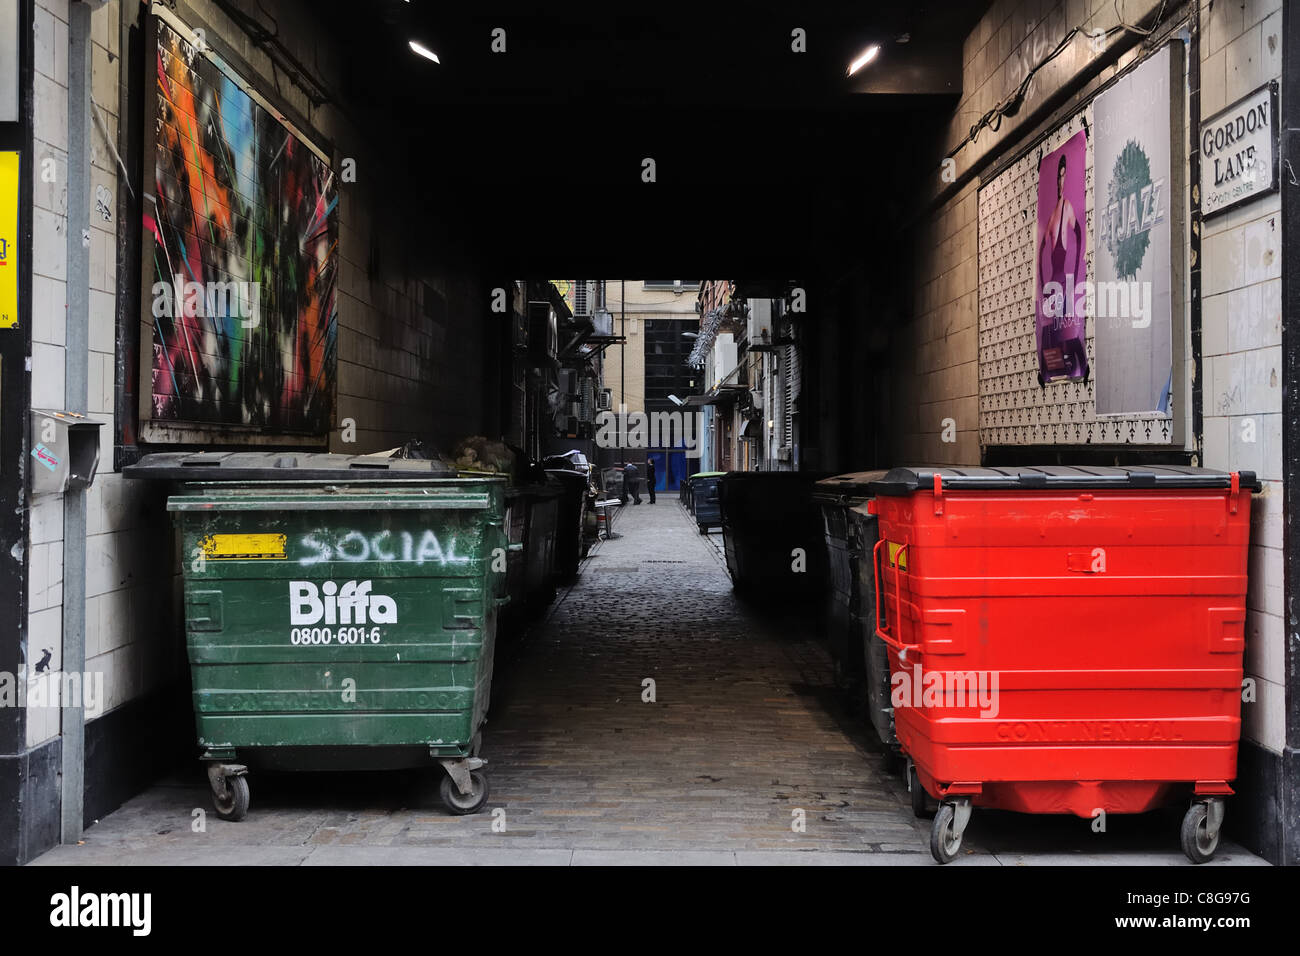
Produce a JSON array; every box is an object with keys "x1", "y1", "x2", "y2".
[{"x1": 647, "y1": 451, "x2": 688, "y2": 491}]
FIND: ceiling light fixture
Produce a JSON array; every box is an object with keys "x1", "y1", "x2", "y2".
[
  {"x1": 409, "y1": 40, "x2": 440, "y2": 63},
  {"x1": 847, "y1": 44, "x2": 880, "y2": 75}
]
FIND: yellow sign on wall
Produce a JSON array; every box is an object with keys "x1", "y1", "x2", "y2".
[{"x1": 0, "y1": 151, "x2": 17, "y2": 329}]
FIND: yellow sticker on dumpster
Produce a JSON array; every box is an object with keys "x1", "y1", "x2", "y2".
[
  {"x1": 887, "y1": 541, "x2": 909, "y2": 570},
  {"x1": 200, "y1": 533, "x2": 286, "y2": 560}
]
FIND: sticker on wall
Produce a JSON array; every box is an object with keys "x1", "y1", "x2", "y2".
[
  {"x1": 0, "y1": 151, "x2": 18, "y2": 329},
  {"x1": 31, "y1": 444, "x2": 60, "y2": 472}
]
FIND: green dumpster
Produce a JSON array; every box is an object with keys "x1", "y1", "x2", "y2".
[
  {"x1": 126, "y1": 452, "x2": 508, "y2": 820},
  {"x1": 718, "y1": 471, "x2": 831, "y2": 601},
  {"x1": 501, "y1": 480, "x2": 562, "y2": 626}
]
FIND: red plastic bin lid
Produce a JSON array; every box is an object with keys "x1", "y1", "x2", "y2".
[{"x1": 868, "y1": 465, "x2": 1261, "y2": 496}]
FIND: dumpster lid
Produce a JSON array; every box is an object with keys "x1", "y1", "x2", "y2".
[
  {"x1": 813, "y1": 470, "x2": 890, "y2": 502},
  {"x1": 868, "y1": 465, "x2": 1261, "y2": 495},
  {"x1": 123, "y1": 450, "x2": 456, "y2": 481}
]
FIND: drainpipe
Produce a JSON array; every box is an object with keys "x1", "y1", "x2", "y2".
[
  {"x1": 620, "y1": 279, "x2": 625, "y2": 413},
  {"x1": 60, "y1": 0, "x2": 93, "y2": 844}
]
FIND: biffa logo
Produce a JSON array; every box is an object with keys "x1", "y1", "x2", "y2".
[{"x1": 290, "y1": 580, "x2": 397, "y2": 626}]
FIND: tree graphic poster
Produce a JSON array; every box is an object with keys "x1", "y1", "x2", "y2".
[{"x1": 1093, "y1": 43, "x2": 1175, "y2": 417}]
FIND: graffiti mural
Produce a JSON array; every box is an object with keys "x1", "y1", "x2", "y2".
[{"x1": 147, "y1": 18, "x2": 337, "y2": 433}]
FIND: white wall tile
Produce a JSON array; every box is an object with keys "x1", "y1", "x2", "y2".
[
  {"x1": 1227, "y1": 414, "x2": 1263, "y2": 475},
  {"x1": 1260, "y1": 10, "x2": 1281, "y2": 79},
  {"x1": 1242, "y1": 675, "x2": 1284, "y2": 753},
  {"x1": 1202, "y1": 413, "x2": 1229, "y2": 467},
  {"x1": 1242, "y1": 214, "x2": 1281, "y2": 285},
  {"x1": 29, "y1": 494, "x2": 63, "y2": 545},
  {"x1": 31, "y1": 342, "x2": 66, "y2": 409},
  {"x1": 1201, "y1": 292, "x2": 1228, "y2": 355},
  {"x1": 32, "y1": 208, "x2": 67, "y2": 282},
  {"x1": 31, "y1": 273, "x2": 66, "y2": 347},
  {"x1": 1225, "y1": 23, "x2": 1263, "y2": 104},
  {"x1": 1244, "y1": 608, "x2": 1284, "y2": 686}
]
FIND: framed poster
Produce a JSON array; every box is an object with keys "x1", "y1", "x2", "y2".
[
  {"x1": 1093, "y1": 42, "x2": 1179, "y2": 417},
  {"x1": 142, "y1": 9, "x2": 338, "y2": 440},
  {"x1": 1034, "y1": 129, "x2": 1089, "y2": 384}
]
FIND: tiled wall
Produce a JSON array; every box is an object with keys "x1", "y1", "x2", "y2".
[
  {"x1": 26, "y1": 0, "x2": 157, "y2": 747},
  {"x1": 25, "y1": 0, "x2": 489, "y2": 746},
  {"x1": 1198, "y1": 0, "x2": 1285, "y2": 755}
]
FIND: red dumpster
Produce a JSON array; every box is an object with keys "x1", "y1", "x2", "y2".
[{"x1": 865, "y1": 466, "x2": 1259, "y2": 864}]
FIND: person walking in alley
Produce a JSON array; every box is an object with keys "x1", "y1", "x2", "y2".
[
  {"x1": 624, "y1": 461, "x2": 642, "y2": 505},
  {"x1": 646, "y1": 458, "x2": 657, "y2": 504}
]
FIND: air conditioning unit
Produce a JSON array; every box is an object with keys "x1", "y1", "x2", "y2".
[
  {"x1": 597, "y1": 388, "x2": 613, "y2": 411},
  {"x1": 528, "y1": 302, "x2": 558, "y2": 361},
  {"x1": 573, "y1": 280, "x2": 593, "y2": 317}
]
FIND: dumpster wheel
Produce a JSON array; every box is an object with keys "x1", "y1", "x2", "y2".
[
  {"x1": 930, "y1": 799, "x2": 972, "y2": 864},
  {"x1": 439, "y1": 770, "x2": 490, "y2": 815},
  {"x1": 206, "y1": 765, "x2": 250, "y2": 822},
  {"x1": 1180, "y1": 799, "x2": 1223, "y2": 864}
]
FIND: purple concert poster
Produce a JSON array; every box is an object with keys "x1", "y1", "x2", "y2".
[{"x1": 1034, "y1": 129, "x2": 1089, "y2": 384}]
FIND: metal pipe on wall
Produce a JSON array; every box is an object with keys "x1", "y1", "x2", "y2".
[{"x1": 60, "y1": 0, "x2": 93, "y2": 845}]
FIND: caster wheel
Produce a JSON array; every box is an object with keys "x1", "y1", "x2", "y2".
[
  {"x1": 212, "y1": 774, "x2": 250, "y2": 822},
  {"x1": 439, "y1": 770, "x2": 490, "y2": 815},
  {"x1": 1180, "y1": 803, "x2": 1220, "y2": 864},
  {"x1": 908, "y1": 762, "x2": 932, "y2": 818},
  {"x1": 930, "y1": 803, "x2": 962, "y2": 864}
]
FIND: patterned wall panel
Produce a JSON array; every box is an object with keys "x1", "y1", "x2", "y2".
[{"x1": 977, "y1": 107, "x2": 1175, "y2": 447}]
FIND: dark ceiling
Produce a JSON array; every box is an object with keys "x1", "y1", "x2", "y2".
[{"x1": 308, "y1": 0, "x2": 991, "y2": 277}]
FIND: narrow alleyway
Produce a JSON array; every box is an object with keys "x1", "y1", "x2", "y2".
[{"x1": 32, "y1": 499, "x2": 1267, "y2": 865}]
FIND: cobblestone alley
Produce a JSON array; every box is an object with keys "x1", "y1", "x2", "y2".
[{"x1": 32, "y1": 500, "x2": 1266, "y2": 865}]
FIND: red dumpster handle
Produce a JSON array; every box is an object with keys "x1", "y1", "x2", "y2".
[{"x1": 873, "y1": 539, "x2": 922, "y2": 660}]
